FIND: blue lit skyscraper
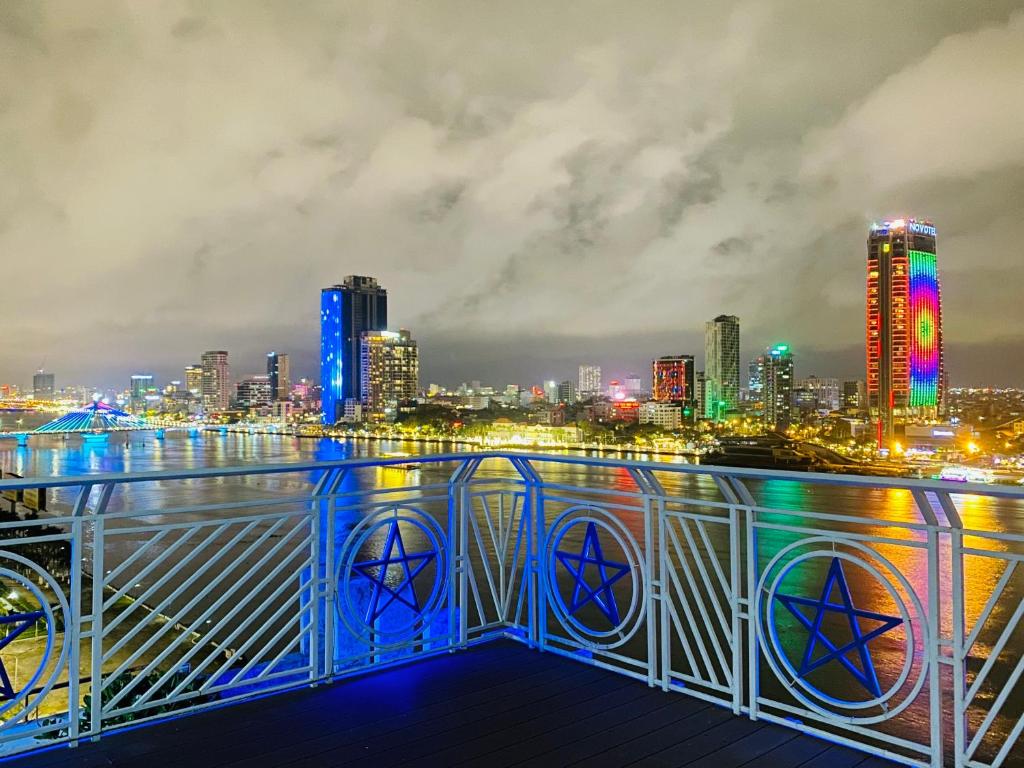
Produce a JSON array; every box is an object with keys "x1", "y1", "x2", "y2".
[{"x1": 320, "y1": 276, "x2": 388, "y2": 424}]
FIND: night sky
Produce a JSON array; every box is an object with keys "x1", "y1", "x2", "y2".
[{"x1": 3, "y1": 2, "x2": 1024, "y2": 390}]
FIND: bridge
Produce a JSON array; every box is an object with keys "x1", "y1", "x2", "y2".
[
  {"x1": 0, "y1": 452, "x2": 1020, "y2": 766},
  {"x1": 0, "y1": 399, "x2": 211, "y2": 445}
]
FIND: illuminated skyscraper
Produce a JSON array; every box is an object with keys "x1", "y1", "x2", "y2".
[
  {"x1": 359, "y1": 329, "x2": 418, "y2": 421},
  {"x1": 201, "y1": 350, "x2": 230, "y2": 412},
  {"x1": 652, "y1": 355, "x2": 694, "y2": 402},
  {"x1": 266, "y1": 352, "x2": 290, "y2": 401},
  {"x1": 763, "y1": 344, "x2": 794, "y2": 429},
  {"x1": 321, "y1": 276, "x2": 388, "y2": 424},
  {"x1": 185, "y1": 364, "x2": 203, "y2": 396},
  {"x1": 130, "y1": 374, "x2": 154, "y2": 412},
  {"x1": 866, "y1": 219, "x2": 944, "y2": 445},
  {"x1": 578, "y1": 365, "x2": 602, "y2": 399},
  {"x1": 704, "y1": 315, "x2": 740, "y2": 419},
  {"x1": 748, "y1": 357, "x2": 764, "y2": 400}
]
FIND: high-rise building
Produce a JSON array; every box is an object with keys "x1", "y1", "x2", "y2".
[
  {"x1": 32, "y1": 370, "x2": 55, "y2": 400},
  {"x1": 842, "y1": 380, "x2": 867, "y2": 411},
  {"x1": 578, "y1": 365, "x2": 602, "y2": 399},
  {"x1": 799, "y1": 375, "x2": 841, "y2": 412},
  {"x1": 748, "y1": 357, "x2": 765, "y2": 400},
  {"x1": 185, "y1": 365, "x2": 203, "y2": 397},
  {"x1": 360, "y1": 329, "x2": 418, "y2": 421},
  {"x1": 321, "y1": 276, "x2": 388, "y2": 424},
  {"x1": 867, "y1": 219, "x2": 944, "y2": 445},
  {"x1": 557, "y1": 380, "x2": 578, "y2": 404},
  {"x1": 236, "y1": 375, "x2": 273, "y2": 410},
  {"x1": 695, "y1": 370, "x2": 706, "y2": 419},
  {"x1": 763, "y1": 344, "x2": 794, "y2": 429},
  {"x1": 704, "y1": 315, "x2": 740, "y2": 419},
  {"x1": 624, "y1": 374, "x2": 643, "y2": 399},
  {"x1": 652, "y1": 355, "x2": 694, "y2": 402},
  {"x1": 266, "y1": 352, "x2": 290, "y2": 401},
  {"x1": 130, "y1": 374, "x2": 155, "y2": 412},
  {"x1": 201, "y1": 350, "x2": 230, "y2": 412}
]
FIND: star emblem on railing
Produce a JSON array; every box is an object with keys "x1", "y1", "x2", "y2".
[
  {"x1": 0, "y1": 610, "x2": 44, "y2": 700},
  {"x1": 351, "y1": 520, "x2": 437, "y2": 625},
  {"x1": 775, "y1": 556, "x2": 902, "y2": 697},
  {"x1": 555, "y1": 521, "x2": 630, "y2": 626}
]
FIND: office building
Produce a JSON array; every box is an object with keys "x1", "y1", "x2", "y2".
[
  {"x1": 360, "y1": 329, "x2": 419, "y2": 421},
  {"x1": 705, "y1": 315, "x2": 740, "y2": 419},
  {"x1": 33, "y1": 370, "x2": 55, "y2": 400},
  {"x1": 557, "y1": 380, "x2": 578, "y2": 404},
  {"x1": 843, "y1": 380, "x2": 867, "y2": 411},
  {"x1": 748, "y1": 357, "x2": 764, "y2": 400},
  {"x1": 799, "y1": 375, "x2": 841, "y2": 412},
  {"x1": 867, "y1": 219, "x2": 944, "y2": 445},
  {"x1": 763, "y1": 344, "x2": 794, "y2": 429},
  {"x1": 266, "y1": 352, "x2": 290, "y2": 401},
  {"x1": 652, "y1": 355, "x2": 694, "y2": 402},
  {"x1": 130, "y1": 374, "x2": 155, "y2": 412},
  {"x1": 695, "y1": 371, "x2": 706, "y2": 419},
  {"x1": 321, "y1": 276, "x2": 388, "y2": 424},
  {"x1": 639, "y1": 401, "x2": 683, "y2": 430},
  {"x1": 201, "y1": 350, "x2": 230, "y2": 412},
  {"x1": 578, "y1": 365, "x2": 602, "y2": 399},
  {"x1": 236, "y1": 375, "x2": 273, "y2": 410},
  {"x1": 185, "y1": 365, "x2": 203, "y2": 397}
]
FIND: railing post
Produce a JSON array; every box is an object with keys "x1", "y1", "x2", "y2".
[
  {"x1": 309, "y1": 467, "x2": 344, "y2": 682},
  {"x1": 66, "y1": 483, "x2": 91, "y2": 746},
  {"x1": 83, "y1": 483, "x2": 113, "y2": 742},
  {"x1": 631, "y1": 468, "x2": 663, "y2": 690}
]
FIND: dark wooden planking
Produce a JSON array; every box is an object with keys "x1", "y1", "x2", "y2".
[{"x1": 2, "y1": 642, "x2": 903, "y2": 768}]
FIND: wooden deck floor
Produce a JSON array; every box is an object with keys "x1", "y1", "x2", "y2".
[{"x1": 10, "y1": 641, "x2": 897, "y2": 767}]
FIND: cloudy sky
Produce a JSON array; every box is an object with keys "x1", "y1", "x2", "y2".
[{"x1": 3, "y1": 1, "x2": 1024, "y2": 390}]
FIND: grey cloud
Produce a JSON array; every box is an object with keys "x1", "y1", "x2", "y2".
[{"x1": 2, "y1": 1, "x2": 1024, "y2": 390}]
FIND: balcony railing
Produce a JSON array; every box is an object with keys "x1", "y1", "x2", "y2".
[{"x1": 0, "y1": 452, "x2": 1022, "y2": 767}]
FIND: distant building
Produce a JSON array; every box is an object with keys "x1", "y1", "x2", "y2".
[
  {"x1": 607, "y1": 380, "x2": 624, "y2": 400},
  {"x1": 748, "y1": 357, "x2": 764, "y2": 399},
  {"x1": 624, "y1": 374, "x2": 643, "y2": 399},
  {"x1": 705, "y1": 315, "x2": 740, "y2": 419},
  {"x1": 236, "y1": 375, "x2": 273, "y2": 410},
  {"x1": 130, "y1": 374, "x2": 155, "y2": 412},
  {"x1": 321, "y1": 276, "x2": 388, "y2": 424},
  {"x1": 360, "y1": 329, "x2": 419, "y2": 421},
  {"x1": 763, "y1": 344, "x2": 794, "y2": 429},
  {"x1": 544, "y1": 380, "x2": 558, "y2": 404},
  {"x1": 33, "y1": 370, "x2": 55, "y2": 400},
  {"x1": 578, "y1": 365, "x2": 602, "y2": 399},
  {"x1": 639, "y1": 401, "x2": 682, "y2": 429},
  {"x1": 695, "y1": 371, "x2": 706, "y2": 419},
  {"x1": 799, "y1": 375, "x2": 841, "y2": 412},
  {"x1": 201, "y1": 351, "x2": 230, "y2": 412},
  {"x1": 867, "y1": 219, "x2": 944, "y2": 445},
  {"x1": 185, "y1": 365, "x2": 203, "y2": 397},
  {"x1": 557, "y1": 380, "x2": 578, "y2": 404},
  {"x1": 652, "y1": 355, "x2": 694, "y2": 402},
  {"x1": 266, "y1": 352, "x2": 290, "y2": 401},
  {"x1": 843, "y1": 380, "x2": 867, "y2": 411}
]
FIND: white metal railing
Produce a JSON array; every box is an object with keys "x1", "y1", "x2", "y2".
[{"x1": 0, "y1": 451, "x2": 1022, "y2": 767}]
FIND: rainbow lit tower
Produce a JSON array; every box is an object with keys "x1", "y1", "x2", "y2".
[{"x1": 866, "y1": 218, "x2": 944, "y2": 447}]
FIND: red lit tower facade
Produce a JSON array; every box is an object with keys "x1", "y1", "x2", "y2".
[
  {"x1": 866, "y1": 219, "x2": 945, "y2": 448},
  {"x1": 652, "y1": 355, "x2": 694, "y2": 402}
]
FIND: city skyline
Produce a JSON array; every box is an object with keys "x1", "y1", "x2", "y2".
[{"x1": 3, "y1": 5, "x2": 1024, "y2": 388}]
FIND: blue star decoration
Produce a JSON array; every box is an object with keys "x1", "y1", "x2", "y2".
[
  {"x1": 555, "y1": 521, "x2": 630, "y2": 627},
  {"x1": 351, "y1": 521, "x2": 437, "y2": 625},
  {"x1": 0, "y1": 609, "x2": 45, "y2": 700},
  {"x1": 774, "y1": 557, "x2": 902, "y2": 698}
]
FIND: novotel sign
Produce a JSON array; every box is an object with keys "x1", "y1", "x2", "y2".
[{"x1": 908, "y1": 222, "x2": 936, "y2": 237}]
